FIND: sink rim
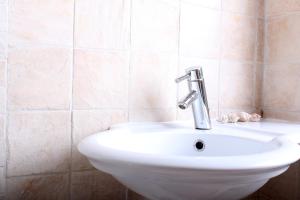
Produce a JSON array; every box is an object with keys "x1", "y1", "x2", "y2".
[{"x1": 78, "y1": 123, "x2": 300, "y2": 171}]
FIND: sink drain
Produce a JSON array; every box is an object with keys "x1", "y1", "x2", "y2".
[{"x1": 194, "y1": 140, "x2": 205, "y2": 151}]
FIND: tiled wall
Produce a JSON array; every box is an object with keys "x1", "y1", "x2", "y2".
[
  {"x1": 262, "y1": 0, "x2": 300, "y2": 122},
  {"x1": 252, "y1": 1, "x2": 300, "y2": 200},
  {"x1": 178, "y1": 0, "x2": 264, "y2": 120},
  {"x1": 0, "y1": 0, "x2": 276, "y2": 199}
]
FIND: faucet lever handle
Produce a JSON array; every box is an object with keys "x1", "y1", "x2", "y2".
[{"x1": 175, "y1": 73, "x2": 190, "y2": 83}]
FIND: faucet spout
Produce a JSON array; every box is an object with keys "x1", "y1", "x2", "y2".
[
  {"x1": 176, "y1": 67, "x2": 212, "y2": 130},
  {"x1": 178, "y1": 90, "x2": 198, "y2": 109}
]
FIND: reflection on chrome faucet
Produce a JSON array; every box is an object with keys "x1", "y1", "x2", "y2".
[{"x1": 176, "y1": 67, "x2": 212, "y2": 130}]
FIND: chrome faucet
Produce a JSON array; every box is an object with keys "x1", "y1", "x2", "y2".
[{"x1": 176, "y1": 67, "x2": 212, "y2": 130}]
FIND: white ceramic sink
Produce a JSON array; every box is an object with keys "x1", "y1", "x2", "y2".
[{"x1": 78, "y1": 121, "x2": 300, "y2": 200}]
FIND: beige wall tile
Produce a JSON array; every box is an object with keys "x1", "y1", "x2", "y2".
[
  {"x1": 73, "y1": 49, "x2": 129, "y2": 109},
  {"x1": 263, "y1": 110, "x2": 300, "y2": 122},
  {"x1": 129, "y1": 51, "x2": 177, "y2": 109},
  {"x1": 0, "y1": 88, "x2": 5, "y2": 113},
  {"x1": 180, "y1": 3, "x2": 221, "y2": 58},
  {"x1": 72, "y1": 110, "x2": 127, "y2": 171},
  {"x1": 75, "y1": 0, "x2": 130, "y2": 50},
  {"x1": 71, "y1": 170, "x2": 126, "y2": 200},
  {"x1": 0, "y1": 60, "x2": 6, "y2": 86},
  {"x1": 263, "y1": 1, "x2": 300, "y2": 124},
  {"x1": 0, "y1": 0, "x2": 7, "y2": 60},
  {"x1": 0, "y1": 61, "x2": 5, "y2": 113},
  {"x1": 255, "y1": 64, "x2": 263, "y2": 110},
  {"x1": 0, "y1": 167, "x2": 4, "y2": 196},
  {"x1": 181, "y1": 0, "x2": 221, "y2": 9},
  {"x1": 266, "y1": 0, "x2": 300, "y2": 16},
  {"x1": 0, "y1": 140, "x2": 4, "y2": 167},
  {"x1": 7, "y1": 111, "x2": 71, "y2": 176},
  {"x1": 256, "y1": 19, "x2": 264, "y2": 63},
  {"x1": 129, "y1": 109, "x2": 176, "y2": 122},
  {"x1": 266, "y1": 15, "x2": 300, "y2": 63},
  {"x1": 263, "y1": 64, "x2": 300, "y2": 111},
  {"x1": 222, "y1": 13, "x2": 256, "y2": 62},
  {"x1": 222, "y1": 0, "x2": 259, "y2": 16},
  {"x1": 220, "y1": 61, "x2": 254, "y2": 110},
  {"x1": 0, "y1": 32, "x2": 7, "y2": 59},
  {"x1": 7, "y1": 174, "x2": 69, "y2": 200},
  {"x1": 9, "y1": 0, "x2": 73, "y2": 47},
  {"x1": 131, "y1": 0, "x2": 179, "y2": 52},
  {"x1": 8, "y1": 48, "x2": 72, "y2": 110},
  {"x1": 179, "y1": 57, "x2": 219, "y2": 110},
  {"x1": 0, "y1": 115, "x2": 5, "y2": 166},
  {"x1": 0, "y1": 4, "x2": 7, "y2": 31}
]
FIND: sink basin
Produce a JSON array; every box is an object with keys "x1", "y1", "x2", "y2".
[{"x1": 78, "y1": 121, "x2": 300, "y2": 200}]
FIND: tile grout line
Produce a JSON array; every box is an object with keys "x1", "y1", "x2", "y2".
[
  {"x1": 176, "y1": 0, "x2": 181, "y2": 120},
  {"x1": 252, "y1": 2, "x2": 260, "y2": 112},
  {"x1": 261, "y1": 0, "x2": 268, "y2": 117},
  {"x1": 260, "y1": 0, "x2": 267, "y2": 119},
  {"x1": 217, "y1": 1, "x2": 224, "y2": 117},
  {"x1": 69, "y1": 0, "x2": 76, "y2": 199}
]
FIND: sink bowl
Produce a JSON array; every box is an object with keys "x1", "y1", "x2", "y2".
[{"x1": 78, "y1": 121, "x2": 300, "y2": 200}]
